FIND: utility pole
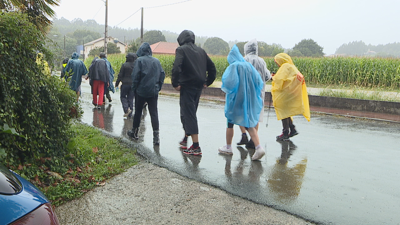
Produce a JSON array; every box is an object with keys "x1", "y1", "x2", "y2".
[
  {"x1": 63, "y1": 35, "x2": 66, "y2": 56},
  {"x1": 104, "y1": 0, "x2": 108, "y2": 55},
  {"x1": 140, "y1": 7, "x2": 144, "y2": 44}
]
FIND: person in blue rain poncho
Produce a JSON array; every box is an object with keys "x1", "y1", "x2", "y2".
[
  {"x1": 127, "y1": 42, "x2": 165, "y2": 145},
  {"x1": 64, "y1": 52, "x2": 88, "y2": 102},
  {"x1": 218, "y1": 45, "x2": 266, "y2": 161}
]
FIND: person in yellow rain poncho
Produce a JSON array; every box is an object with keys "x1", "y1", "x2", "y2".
[
  {"x1": 271, "y1": 53, "x2": 310, "y2": 141},
  {"x1": 36, "y1": 53, "x2": 51, "y2": 76}
]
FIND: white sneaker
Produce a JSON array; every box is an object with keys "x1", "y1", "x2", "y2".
[
  {"x1": 251, "y1": 146, "x2": 265, "y2": 160},
  {"x1": 218, "y1": 145, "x2": 233, "y2": 155},
  {"x1": 124, "y1": 108, "x2": 132, "y2": 117}
]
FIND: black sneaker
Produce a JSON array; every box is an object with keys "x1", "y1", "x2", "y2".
[
  {"x1": 183, "y1": 145, "x2": 202, "y2": 156},
  {"x1": 237, "y1": 134, "x2": 249, "y2": 145},
  {"x1": 289, "y1": 130, "x2": 299, "y2": 137},
  {"x1": 276, "y1": 133, "x2": 290, "y2": 141},
  {"x1": 245, "y1": 139, "x2": 255, "y2": 149}
]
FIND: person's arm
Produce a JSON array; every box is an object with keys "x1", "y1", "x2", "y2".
[
  {"x1": 158, "y1": 64, "x2": 165, "y2": 92},
  {"x1": 171, "y1": 47, "x2": 184, "y2": 89},
  {"x1": 131, "y1": 60, "x2": 141, "y2": 93},
  {"x1": 115, "y1": 64, "x2": 124, "y2": 87},
  {"x1": 205, "y1": 54, "x2": 216, "y2": 87}
]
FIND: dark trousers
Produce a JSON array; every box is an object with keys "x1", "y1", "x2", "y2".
[
  {"x1": 281, "y1": 117, "x2": 294, "y2": 134},
  {"x1": 133, "y1": 94, "x2": 159, "y2": 131},
  {"x1": 180, "y1": 86, "x2": 202, "y2": 135},
  {"x1": 120, "y1": 84, "x2": 134, "y2": 113}
]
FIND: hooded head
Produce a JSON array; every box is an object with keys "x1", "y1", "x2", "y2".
[
  {"x1": 177, "y1": 30, "x2": 195, "y2": 46},
  {"x1": 274, "y1": 53, "x2": 294, "y2": 67},
  {"x1": 126, "y1": 52, "x2": 138, "y2": 62},
  {"x1": 99, "y1": 52, "x2": 106, "y2": 59},
  {"x1": 244, "y1": 39, "x2": 258, "y2": 56},
  {"x1": 71, "y1": 52, "x2": 79, "y2": 59},
  {"x1": 62, "y1": 57, "x2": 69, "y2": 64},
  {"x1": 227, "y1": 45, "x2": 245, "y2": 65},
  {"x1": 136, "y1": 42, "x2": 152, "y2": 57}
]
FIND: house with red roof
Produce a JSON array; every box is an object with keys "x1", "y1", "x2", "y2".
[{"x1": 150, "y1": 42, "x2": 179, "y2": 55}]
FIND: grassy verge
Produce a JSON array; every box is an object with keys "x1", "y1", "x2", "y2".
[{"x1": 10, "y1": 122, "x2": 138, "y2": 206}]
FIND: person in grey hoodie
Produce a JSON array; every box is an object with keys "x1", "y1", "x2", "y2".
[
  {"x1": 127, "y1": 43, "x2": 165, "y2": 145},
  {"x1": 115, "y1": 53, "x2": 138, "y2": 117}
]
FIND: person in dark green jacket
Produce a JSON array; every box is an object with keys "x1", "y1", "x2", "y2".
[
  {"x1": 127, "y1": 42, "x2": 165, "y2": 145},
  {"x1": 64, "y1": 52, "x2": 88, "y2": 102}
]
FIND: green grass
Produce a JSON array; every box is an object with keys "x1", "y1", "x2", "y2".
[{"x1": 11, "y1": 122, "x2": 138, "y2": 206}]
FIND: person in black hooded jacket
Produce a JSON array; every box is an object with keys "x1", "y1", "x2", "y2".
[
  {"x1": 88, "y1": 57, "x2": 110, "y2": 108},
  {"x1": 171, "y1": 30, "x2": 217, "y2": 156},
  {"x1": 115, "y1": 53, "x2": 138, "y2": 117},
  {"x1": 127, "y1": 42, "x2": 165, "y2": 145}
]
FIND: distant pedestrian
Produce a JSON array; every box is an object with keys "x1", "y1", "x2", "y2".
[
  {"x1": 271, "y1": 53, "x2": 310, "y2": 141},
  {"x1": 127, "y1": 43, "x2": 165, "y2": 145},
  {"x1": 171, "y1": 30, "x2": 216, "y2": 156},
  {"x1": 115, "y1": 53, "x2": 138, "y2": 117},
  {"x1": 237, "y1": 39, "x2": 272, "y2": 148},
  {"x1": 88, "y1": 57, "x2": 110, "y2": 108},
  {"x1": 218, "y1": 45, "x2": 265, "y2": 161},
  {"x1": 64, "y1": 52, "x2": 88, "y2": 102},
  {"x1": 99, "y1": 52, "x2": 115, "y2": 103}
]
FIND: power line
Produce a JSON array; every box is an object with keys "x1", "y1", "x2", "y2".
[
  {"x1": 145, "y1": 0, "x2": 191, "y2": 9},
  {"x1": 92, "y1": 5, "x2": 104, "y2": 20},
  {"x1": 115, "y1": 8, "x2": 141, "y2": 27},
  {"x1": 114, "y1": 0, "x2": 191, "y2": 27}
]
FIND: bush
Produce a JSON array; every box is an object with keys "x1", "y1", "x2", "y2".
[{"x1": 0, "y1": 12, "x2": 80, "y2": 170}]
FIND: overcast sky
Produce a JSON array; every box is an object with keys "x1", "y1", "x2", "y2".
[{"x1": 53, "y1": 0, "x2": 400, "y2": 55}]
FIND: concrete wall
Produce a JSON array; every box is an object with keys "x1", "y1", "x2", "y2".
[{"x1": 161, "y1": 83, "x2": 400, "y2": 115}]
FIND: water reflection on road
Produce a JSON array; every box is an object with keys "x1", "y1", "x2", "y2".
[{"x1": 79, "y1": 82, "x2": 400, "y2": 225}]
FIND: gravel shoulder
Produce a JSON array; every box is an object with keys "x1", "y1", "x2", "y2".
[{"x1": 55, "y1": 158, "x2": 314, "y2": 225}]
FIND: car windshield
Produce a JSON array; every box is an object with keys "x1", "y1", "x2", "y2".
[{"x1": 0, "y1": 164, "x2": 22, "y2": 194}]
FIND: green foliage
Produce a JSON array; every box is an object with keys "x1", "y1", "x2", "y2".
[
  {"x1": 143, "y1": 30, "x2": 166, "y2": 45},
  {"x1": 293, "y1": 39, "x2": 324, "y2": 57},
  {"x1": 0, "y1": 12, "x2": 80, "y2": 169},
  {"x1": 127, "y1": 40, "x2": 138, "y2": 53},
  {"x1": 7, "y1": 123, "x2": 138, "y2": 206},
  {"x1": 203, "y1": 37, "x2": 230, "y2": 56},
  {"x1": 72, "y1": 29, "x2": 101, "y2": 44},
  {"x1": 1, "y1": 0, "x2": 60, "y2": 31},
  {"x1": 87, "y1": 52, "x2": 400, "y2": 90},
  {"x1": 88, "y1": 42, "x2": 121, "y2": 56}
]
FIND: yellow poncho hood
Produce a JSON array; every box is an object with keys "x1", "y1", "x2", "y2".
[{"x1": 271, "y1": 53, "x2": 310, "y2": 121}]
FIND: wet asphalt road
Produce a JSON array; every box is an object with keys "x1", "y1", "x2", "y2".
[{"x1": 79, "y1": 81, "x2": 400, "y2": 225}]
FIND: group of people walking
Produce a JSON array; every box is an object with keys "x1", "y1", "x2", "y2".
[{"x1": 63, "y1": 29, "x2": 310, "y2": 161}]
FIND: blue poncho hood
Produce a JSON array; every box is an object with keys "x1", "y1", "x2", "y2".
[
  {"x1": 221, "y1": 45, "x2": 263, "y2": 128},
  {"x1": 136, "y1": 42, "x2": 152, "y2": 57}
]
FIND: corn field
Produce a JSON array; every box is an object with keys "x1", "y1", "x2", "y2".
[{"x1": 85, "y1": 54, "x2": 400, "y2": 88}]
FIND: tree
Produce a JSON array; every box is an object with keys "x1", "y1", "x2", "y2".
[
  {"x1": 203, "y1": 37, "x2": 230, "y2": 55},
  {"x1": 335, "y1": 41, "x2": 368, "y2": 56},
  {"x1": 72, "y1": 29, "x2": 101, "y2": 44},
  {"x1": 127, "y1": 40, "x2": 138, "y2": 53},
  {"x1": 89, "y1": 42, "x2": 121, "y2": 56},
  {"x1": 143, "y1": 30, "x2": 166, "y2": 45},
  {"x1": 0, "y1": 12, "x2": 78, "y2": 167},
  {"x1": 0, "y1": 0, "x2": 60, "y2": 32},
  {"x1": 293, "y1": 39, "x2": 324, "y2": 57}
]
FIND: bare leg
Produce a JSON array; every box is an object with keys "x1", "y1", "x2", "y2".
[
  {"x1": 247, "y1": 127, "x2": 260, "y2": 146},
  {"x1": 191, "y1": 134, "x2": 198, "y2": 143},
  {"x1": 226, "y1": 128, "x2": 234, "y2": 145}
]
